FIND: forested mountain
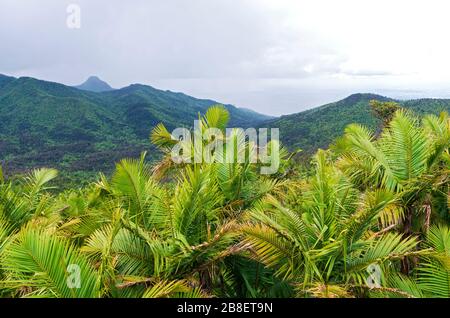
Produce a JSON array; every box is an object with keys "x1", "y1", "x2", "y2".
[
  {"x1": 0, "y1": 75, "x2": 271, "y2": 184},
  {"x1": 75, "y1": 76, "x2": 114, "y2": 92},
  {"x1": 3, "y1": 73, "x2": 450, "y2": 185},
  {"x1": 264, "y1": 93, "x2": 450, "y2": 155}
]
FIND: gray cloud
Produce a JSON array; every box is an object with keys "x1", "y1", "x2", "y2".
[{"x1": 1, "y1": 0, "x2": 450, "y2": 115}]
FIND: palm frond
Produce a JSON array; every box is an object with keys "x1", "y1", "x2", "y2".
[
  {"x1": 142, "y1": 279, "x2": 190, "y2": 298},
  {"x1": 1, "y1": 227, "x2": 100, "y2": 298},
  {"x1": 151, "y1": 123, "x2": 178, "y2": 150},
  {"x1": 24, "y1": 168, "x2": 58, "y2": 196},
  {"x1": 203, "y1": 105, "x2": 229, "y2": 131}
]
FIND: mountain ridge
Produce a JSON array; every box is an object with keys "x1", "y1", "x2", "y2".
[
  {"x1": 0, "y1": 74, "x2": 272, "y2": 185},
  {"x1": 3, "y1": 73, "x2": 450, "y2": 185},
  {"x1": 263, "y1": 92, "x2": 450, "y2": 155}
]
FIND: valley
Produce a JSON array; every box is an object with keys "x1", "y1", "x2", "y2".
[{"x1": 2, "y1": 74, "x2": 450, "y2": 187}]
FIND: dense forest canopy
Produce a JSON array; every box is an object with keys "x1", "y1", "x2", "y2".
[
  {"x1": 0, "y1": 75, "x2": 271, "y2": 186},
  {"x1": 3, "y1": 74, "x2": 450, "y2": 191}
]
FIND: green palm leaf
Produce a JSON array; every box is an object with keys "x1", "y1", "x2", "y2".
[{"x1": 1, "y1": 227, "x2": 100, "y2": 298}]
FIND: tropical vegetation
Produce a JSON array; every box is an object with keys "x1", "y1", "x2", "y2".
[{"x1": 0, "y1": 102, "x2": 449, "y2": 298}]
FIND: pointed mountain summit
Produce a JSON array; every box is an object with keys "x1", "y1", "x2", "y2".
[{"x1": 75, "y1": 76, "x2": 114, "y2": 92}]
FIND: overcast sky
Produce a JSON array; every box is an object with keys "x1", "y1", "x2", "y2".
[{"x1": 1, "y1": 0, "x2": 450, "y2": 115}]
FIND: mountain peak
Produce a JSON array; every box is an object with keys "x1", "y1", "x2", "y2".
[
  {"x1": 341, "y1": 93, "x2": 393, "y2": 104},
  {"x1": 75, "y1": 76, "x2": 113, "y2": 92}
]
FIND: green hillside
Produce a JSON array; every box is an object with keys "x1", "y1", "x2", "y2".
[
  {"x1": 264, "y1": 93, "x2": 450, "y2": 155},
  {"x1": 4, "y1": 74, "x2": 450, "y2": 187},
  {"x1": 0, "y1": 75, "x2": 271, "y2": 185}
]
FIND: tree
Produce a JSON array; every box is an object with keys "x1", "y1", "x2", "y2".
[
  {"x1": 240, "y1": 150, "x2": 424, "y2": 297},
  {"x1": 336, "y1": 110, "x2": 450, "y2": 273},
  {"x1": 369, "y1": 100, "x2": 401, "y2": 130}
]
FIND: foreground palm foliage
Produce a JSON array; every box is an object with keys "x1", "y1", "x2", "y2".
[{"x1": 0, "y1": 105, "x2": 449, "y2": 298}]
